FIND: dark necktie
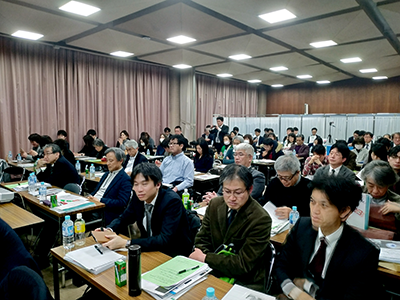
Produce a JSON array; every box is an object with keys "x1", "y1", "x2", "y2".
[
  {"x1": 366, "y1": 144, "x2": 369, "y2": 150},
  {"x1": 228, "y1": 209, "x2": 237, "y2": 226},
  {"x1": 331, "y1": 169, "x2": 335, "y2": 176},
  {"x1": 309, "y1": 237, "x2": 327, "y2": 281},
  {"x1": 145, "y1": 203, "x2": 154, "y2": 236}
]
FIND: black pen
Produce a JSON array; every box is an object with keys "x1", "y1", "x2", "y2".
[
  {"x1": 178, "y1": 265, "x2": 199, "y2": 274},
  {"x1": 94, "y1": 244, "x2": 103, "y2": 255}
]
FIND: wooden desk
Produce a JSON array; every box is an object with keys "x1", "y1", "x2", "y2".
[
  {"x1": 0, "y1": 202, "x2": 44, "y2": 230},
  {"x1": 51, "y1": 237, "x2": 232, "y2": 300},
  {"x1": 7, "y1": 160, "x2": 35, "y2": 172}
]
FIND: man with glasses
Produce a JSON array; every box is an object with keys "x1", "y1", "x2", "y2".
[
  {"x1": 190, "y1": 164, "x2": 271, "y2": 289},
  {"x1": 202, "y1": 143, "x2": 265, "y2": 203},
  {"x1": 314, "y1": 142, "x2": 355, "y2": 179},
  {"x1": 122, "y1": 140, "x2": 148, "y2": 176},
  {"x1": 159, "y1": 134, "x2": 194, "y2": 194},
  {"x1": 35, "y1": 144, "x2": 81, "y2": 188},
  {"x1": 388, "y1": 146, "x2": 400, "y2": 195},
  {"x1": 263, "y1": 154, "x2": 312, "y2": 219}
]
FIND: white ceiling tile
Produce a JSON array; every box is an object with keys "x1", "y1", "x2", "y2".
[
  {"x1": 233, "y1": 71, "x2": 282, "y2": 81},
  {"x1": 195, "y1": 62, "x2": 259, "y2": 76},
  {"x1": 264, "y1": 77, "x2": 304, "y2": 86},
  {"x1": 379, "y1": 3, "x2": 400, "y2": 34},
  {"x1": 245, "y1": 52, "x2": 317, "y2": 70}
]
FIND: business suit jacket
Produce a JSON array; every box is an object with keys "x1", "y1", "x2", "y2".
[
  {"x1": 37, "y1": 155, "x2": 81, "y2": 189},
  {"x1": 202, "y1": 133, "x2": 215, "y2": 145},
  {"x1": 108, "y1": 187, "x2": 193, "y2": 257},
  {"x1": 212, "y1": 124, "x2": 229, "y2": 143},
  {"x1": 314, "y1": 165, "x2": 356, "y2": 179},
  {"x1": 253, "y1": 135, "x2": 264, "y2": 147},
  {"x1": 122, "y1": 152, "x2": 148, "y2": 173},
  {"x1": 274, "y1": 217, "x2": 380, "y2": 300},
  {"x1": 92, "y1": 170, "x2": 132, "y2": 225},
  {"x1": 195, "y1": 196, "x2": 271, "y2": 284}
]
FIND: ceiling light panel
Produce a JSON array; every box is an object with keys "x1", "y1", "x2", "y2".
[
  {"x1": 271, "y1": 84, "x2": 284, "y2": 87},
  {"x1": 229, "y1": 54, "x2": 252, "y2": 60},
  {"x1": 110, "y1": 51, "x2": 134, "y2": 57},
  {"x1": 166, "y1": 35, "x2": 196, "y2": 44},
  {"x1": 11, "y1": 30, "x2": 43, "y2": 40},
  {"x1": 217, "y1": 73, "x2": 233, "y2": 77},
  {"x1": 259, "y1": 9, "x2": 297, "y2": 24},
  {"x1": 297, "y1": 74, "x2": 312, "y2": 79},
  {"x1": 173, "y1": 64, "x2": 192, "y2": 69},
  {"x1": 270, "y1": 66, "x2": 288, "y2": 71},
  {"x1": 59, "y1": 1, "x2": 101, "y2": 17},
  {"x1": 310, "y1": 40, "x2": 337, "y2": 48},
  {"x1": 248, "y1": 79, "x2": 261, "y2": 83},
  {"x1": 340, "y1": 57, "x2": 362, "y2": 63},
  {"x1": 372, "y1": 76, "x2": 387, "y2": 80},
  {"x1": 359, "y1": 68, "x2": 377, "y2": 73},
  {"x1": 317, "y1": 80, "x2": 330, "y2": 84}
]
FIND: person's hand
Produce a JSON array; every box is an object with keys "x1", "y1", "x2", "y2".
[
  {"x1": 155, "y1": 160, "x2": 162, "y2": 167},
  {"x1": 296, "y1": 292, "x2": 315, "y2": 300},
  {"x1": 29, "y1": 149, "x2": 38, "y2": 156},
  {"x1": 293, "y1": 278, "x2": 306, "y2": 290},
  {"x1": 202, "y1": 191, "x2": 217, "y2": 204},
  {"x1": 88, "y1": 195, "x2": 100, "y2": 202},
  {"x1": 102, "y1": 235, "x2": 127, "y2": 250},
  {"x1": 118, "y1": 138, "x2": 123, "y2": 144},
  {"x1": 172, "y1": 187, "x2": 178, "y2": 193},
  {"x1": 275, "y1": 206, "x2": 292, "y2": 219},
  {"x1": 379, "y1": 200, "x2": 400, "y2": 215},
  {"x1": 20, "y1": 150, "x2": 28, "y2": 158},
  {"x1": 189, "y1": 248, "x2": 206, "y2": 263},
  {"x1": 35, "y1": 159, "x2": 46, "y2": 168}
]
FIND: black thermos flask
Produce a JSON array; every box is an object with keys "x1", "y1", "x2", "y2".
[{"x1": 128, "y1": 244, "x2": 142, "y2": 296}]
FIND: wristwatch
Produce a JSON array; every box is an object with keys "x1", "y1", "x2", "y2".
[{"x1": 125, "y1": 240, "x2": 131, "y2": 248}]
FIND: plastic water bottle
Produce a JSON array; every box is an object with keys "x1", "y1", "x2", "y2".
[
  {"x1": 34, "y1": 158, "x2": 39, "y2": 170},
  {"x1": 17, "y1": 153, "x2": 22, "y2": 164},
  {"x1": 75, "y1": 160, "x2": 81, "y2": 174},
  {"x1": 89, "y1": 164, "x2": 95, "y2": 179},
  {"x1": 292, "y1": 149, "x2": 296, "y2": 155},
  {"x1": 202, "y1": 287, "x2": 219, "y2": 300},
  {"x1": 182, "y1": 189, "x2": 190, "y2": 209},
  {"x1": 8, "y1": 151, "x2": 12, "y2": 162},
  {"x1": 146, "y1": 149, "x2": 150, "y2": 156},
  {"x1": 28, "y1": 173, "x2": 36, "y2": 193},
  {"x1": 39, "y1": 182, "x2": 47, "y2": 202},
  {"x1": 74, "y1": 213, "x2": 86, "y2": 246},
  {"x1": 289, "y1": 206, "x2": 300, "y2": 229},
  {"x1": 85, "y1": 165, "x2": 89, "y2": 178},
  {"x1": 62, "y1": 215, "x2": 75, "y2": 251}
]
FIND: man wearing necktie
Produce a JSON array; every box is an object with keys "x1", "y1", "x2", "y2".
[
  {"x1": 190, "y1": 164, "x2": 271, "y2": 288},
  {"x1": 98, "y1": 163, "x2": 193, "y2": 257},
  {"x1": 274, "y1": 174, "x2": 381, "y2": 300}
]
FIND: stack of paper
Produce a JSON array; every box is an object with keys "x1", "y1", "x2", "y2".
[
  {"x1": 263, "y1": 202, "x2": 289, "y2": 236},
  {"x1": 64, "y1": 244, "x2": 125, "y2": 274},
  {"x1": 370, "y1": 239, "x2": 400, "y2": 264},
  {"x1": 52, "y1": 191, "x2": 95, "y2": 213},
  {"x1": 195, "y1": 174, "x2": 220, "y2": 181},
  {"x1": 222, "y1": 284, "x2": 275, "y2": 300},
  {"x1": 142, "y1": 256, "x2": 211, "y2": 300}
]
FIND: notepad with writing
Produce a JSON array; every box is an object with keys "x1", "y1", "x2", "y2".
[{"x1": 64, "y1": 244, "x2": 125, "y2": 275}]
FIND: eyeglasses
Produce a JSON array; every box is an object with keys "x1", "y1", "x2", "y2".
[
  {"x1": 389, "y1": 155, "x2": 400, "y2": 160},
  {"x1": 44, "y1": 152, "x2": 54, "y2": 156},
  {"x1": 233, "y1": 152, "x2": 246, "y2": 157},
  {"x1": 222, "y1": 189, "x2": 246, "y2": 197},
  {"x1": 277, "y1": 172, "x2": 297, "y2": 182},
  {"x1": 329, "y1": 151, "x2": 342, "y2": 157},
  {"x1": 168, "y1": 142, "x2": 179, "y2": 146}
]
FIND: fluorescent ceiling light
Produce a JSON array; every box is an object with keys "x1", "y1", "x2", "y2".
[
  {"x1": 259, "y1": 9, "x2": 297, "y2": 24},
  {"x1": 359, "y1": 68, "x2": 377, "y2": 73},
  {"x1": 248, "y1": 79, "x2": 261, "y2": 83},
  {"x1": 317, "y1": 80, "x2": 330, "y2": 84},
  {"x1": 297, "y1": 74, "x2": 312, "y2": 79},
  {"x1": 217, "y1": 73, "x2": 233, "y2": 78},
  {"x1": 372, "y1": 76, "x2": 388, "y2": 80},
  {"x1": 270, "y1": 66, "x2": 288, "y2": 71},
  {"x1": 271, "y1": 84, "x2": 284, "y2": 87},
  {"x1": 59, "y1": 1, "x2": 100, "y2": 16},
  {"x1": 11, "y1": 30, "x2": 43, "y2": 40},
  {"x1": 229, "y1": 54, "x2": 252, "y2": 60},
  {"x1": 110, "y1": 51, "x2": 134, "y2": 57},
  {"x1": 173, "y1": 64, "x2": 192, "y2": 69},
  {"x1": 340, "y1": 57, "x2": 362, "y2": 63},
  {"x1": 167, "y1": 35, "x2": 196, "y2": 44},
  {"x1": 310, "y1": 40, "x2": 337, "y2": 48}
]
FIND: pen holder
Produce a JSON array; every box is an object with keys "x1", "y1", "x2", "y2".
[{"x1": 128, "y1": 245, "x2": 141, "y2": 296}]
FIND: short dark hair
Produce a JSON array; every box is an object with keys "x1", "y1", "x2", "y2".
[
  {"x1": 288, "y1": 133, "x2": 296, "y2": 142},
  {"x1": 216, "y1": 116, "x2": 224, "y2": 122},
  {"x1": 312, "y1": 144, "x2": 326, "y2": 155},
  {"x1": 53, "y1": 139, "x2": 68, "y2": 153},
  {"x1": 287, "y1": 127, "x2": 293, "y2": 132},
  {"x1": 354, "y1": 130, "x2": 360, "y2": 135},
  {"x1": 331, "y1": 141, "x2": 350, "y2": 160},
  {"x1": 243, "y1": 134, "x2": 253, "y2": 144},
  {"x1": 233, "y1": 126, "x2": 239, "y2": 132},
  {"x1": 255, "y1": 128, "x2": 261, "y2": 133},
  {"x1": 161, "y1": 137, "x2": 170, "y2": 148},
  {"x1": 28, "y1": 133, "x2": 42, "y2": 144},
  {"x1": 359, "y1": 130, "x2": 366, "y2": 136},
  {"x1": 57, "y1": 130, "x2": 67, "y2": 137},
  {"x1": 164, "y1": 127, "x2": 171, "y2": 133},
  {"x1": 293, "y1": 127, "x2": 299, "y2": 131},
  {"x1": 219, "y1": 164, "x2": 253, "y2": 191},
  {"x1": 268, "y1": 133, "x2": 277, "y2": 140},
  {"x1": 314, "y1": 137, "x2": 323, "y2": 145},
  {"x1": 120, "y1": 130, "x2": 129, "y2": 138},
  {"x1": 392, "y1": 132, "x2": 400, "y2": 139},
  {"x1": 41, "y1": 135, "x2": 53, "y2": 147},
  {"x1": 365, "y1": 131, "x2": 373, "y2": 138},
  {"x1": 83, "y1": 134, "x2": 94, "y2": 147},
  {"x1": 376, "y1": 137, "x2": 391, "y2": 150},
  {"x1": 311, "y1": 127, "x2": 317, "y2": 131},
  {"x1": 174, "y1": 125, "x2": 182, "y2": 131},
  {"x1": 223, "y1": 134, "x2": 232, "y2": 143},
  {"x1": 44, "y1": 144, "x2": 62, "y2": 155},
  {"x1": 170, "y1": 134, "x2": 186, "y2": 146},
  {"x1": 264, "y1": 127, "x2": 270, "y2": 132},
  {"x1": 309, "y1": 173, "x2": 362, "y2": 213},
  {"x1": 86, "y1": 129, "x2": 96, "y2": 136},
  {"x1": 296, "y1": 134, "x2": 304, "y2": 141},
  {"x1": 388, "y1": 145, "x2": 400, "y2": 158},
  {"x1": 352, "y1": 137, "x2": 365, "y2": 147},
  {"x1": 132, "y1": 163, "x2": 162, "y2": 185},
  {"x1": 263, "y1": 138, "x2": 274, "y2": 146}
]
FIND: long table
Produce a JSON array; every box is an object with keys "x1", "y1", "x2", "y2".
[
  {"x1": 0, "y1": 202, "x2": 44, "y2": 230},
  {"x1": 51, "y1": 237, "x2": 233, "y2": 300}
]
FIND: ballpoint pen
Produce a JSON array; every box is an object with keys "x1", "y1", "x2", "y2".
[
  {"x1": 94, "y1": 244, "x2": 103, "y2": 255},
  {"x1": 177, "y1": 265, "x2": 199, "y2": 274}
]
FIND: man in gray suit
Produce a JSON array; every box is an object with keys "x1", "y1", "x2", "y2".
[{"x1": 315, "y1": 142, "x2": 355, "y2": 179}]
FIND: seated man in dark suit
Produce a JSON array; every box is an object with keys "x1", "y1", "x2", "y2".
[
  {"x1": 201, "y1": 126, "x2": 215, "y2": 146},
  {"x1": 253, "y1": 128, "x2": 264, "y2": 147},
  {"x1": 211, "y1": 116, "x2": 229, "y2": 153},
  {"x1": 35, "y1": 144, "x2": 81, "y2": 188},
  {"x1": 315, "y1": 142, "x2": 355, "y2": 179},
  {"x1": 263, "y1": 154, "x2": 311, "y2": 217},
  {"x1": 190, "y1": 164, "x2": 271, "y2": 288},
  {"x1": 122, "y1": 139, "x2": 148, "y2": 176},
  {"x1": 97, "y1": 163, "x2": 193, "y2": 257},
  {"x1": 274, "y1": 174, "x2": 381, "y2": 300},
  {"x1": 88, "y1": 148, "x2": 132, "y2": 225}
]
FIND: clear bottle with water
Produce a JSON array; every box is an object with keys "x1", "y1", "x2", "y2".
[
  {"x1": 74, "y1": 213, "x2": 86, "y2": 246},
  {"x1": 292, "y1": 149, "x2": 296, "y2": 155},
  {"x1": 89, "y1": 164, "x2": 95, "y2": 179},
  {"x1": 289, "y1": 206, "x2": 300, "y2": 229},
  {"x1": 182, "y1": 189, "x2": 190, "y2": 208},
  {"x1": 8, "y1": 151, "x2": 12, "y2": 162},
  {"x1": 75, "y1": 160, "x2": 81, "y2": 174},
  {"x1": 62, "y1": 215, "x2": 75, "y2": 251},
  {"x1": 202, "y1": 287, "x2": 219, "y2": 300},
  {"x1": 39, "y1": 182, "x2": 47, "y2": 202},
  {"x1": 146, "y1": 149, "x2": 150, "y2": 156},
  {"x1": 28, "y1": 173, "x2": 36, "y2": 193},
  {"x1": 17, "y1": 153, "x2": 22, "y2": 164},
  {"x1": 85, "y1": 165, "x2": 89, "y2": 178}
]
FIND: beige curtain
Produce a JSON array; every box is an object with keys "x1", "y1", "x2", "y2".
[
  {"x1": 195, "y1": 73, "x2": 258, "y2": 138},
  {"x1": 0, "y1": 36, "x2": 170, "y2": 158}
]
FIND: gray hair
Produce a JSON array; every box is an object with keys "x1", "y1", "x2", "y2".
[
  {"x1": 104, "y1": 147, "x2": 126, "y2": 161},
  {"x1": 235, "y1": 143, "x2": 254, "y2": 157},
  {"x1": 274, "y1": 154, "x2": 300, "y2": 173},
  {"x1": 233, "y1": 136, "x2": 244, "y2": 143},
  {"x1": 361, "y1": 160, "x2": 399, "y2": 187},
  {"x1": 93, "y1": 138, "x2": 105, "y2": 147},
  {"x1": 125, "y1": 139, "x2": 138, "y2": 149},
  {"x1": 44, "y1": 144, "x2": 62, "y2": 155}
]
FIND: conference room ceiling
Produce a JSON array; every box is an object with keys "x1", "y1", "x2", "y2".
[{"x1": 1, "y1": 0, "x2": 400, "y2": 87}]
